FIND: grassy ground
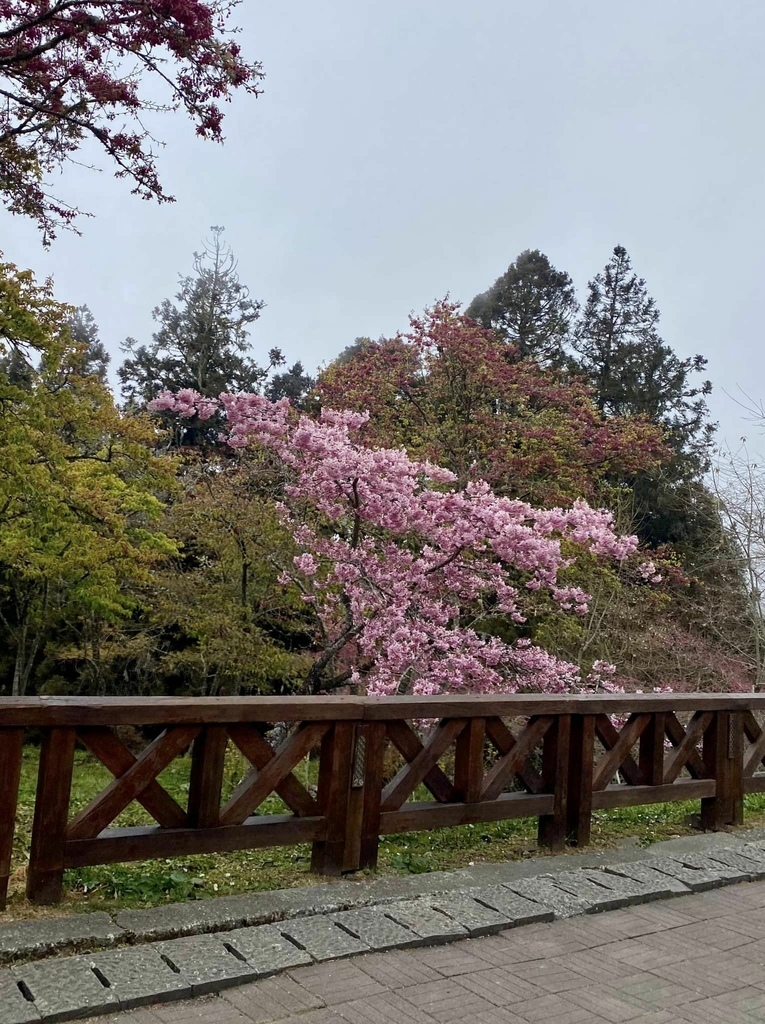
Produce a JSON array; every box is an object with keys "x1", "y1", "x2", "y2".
[{"x1": 5, "y1": 745, "x2": 765, "y2": 922}]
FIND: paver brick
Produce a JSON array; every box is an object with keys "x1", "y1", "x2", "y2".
[
  {"x1": 287, "y1": 961, "x2": 387, "y2": 1006},
  {"x1": 332, "y1": 990, "x2": 435, "y2": 1023},
  {"x1": 407, "y1": 943, "x2": 492, "y2": 977},
  {"x1": 150, "y1": 999, "x2": 252, "y2": 1023},
  {"x1": 354, "y1": 950, "x2": 442, "y2": 989},
  {"x1": 220, "y1": 924, "x2": 311, "y2": 974},
  {"x1": 456, "y1": 966, "x2": 541, "y2": 1005},
  {"x1": 88, "y1": 947, "x2": 192, "y2": 1008},
  {"x1": 221, "y1": 973, "x2": 325, "y2": 1021},
  {"x1": 565, "y1": 985, "x2": 645, "y2": 1022},
  {"x1": 398, "y1": 978, "x2": 497, "y2": 1023},
  {"x1": 508, "y1": 991, "x2": 592, "y2": 1023},
  {"x1": 330, "y1": 909, "x2": 421, "y2": 951},
  {"x1": 607, "y1": 973, "x2": 703, "y2": 1011},
  {"x1": 152, "y1": 935, "x2": 258, "y2": 995},
  {"x1": 502, "y1": 959, "x2": 588, "y2": 995},
  {"x1": 278, "y1": 917, "x2": 369, "y2": 962},
  {"x1": 13, "y1": 955, "x2": 119, "y2": 1021}
]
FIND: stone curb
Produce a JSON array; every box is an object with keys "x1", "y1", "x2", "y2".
[
  {"x1": 4, "y1": 825, "x2": 764, "y2": 968},
  {"x1": 4, "y1": 833, "x2": 765, "y2": 1022}
]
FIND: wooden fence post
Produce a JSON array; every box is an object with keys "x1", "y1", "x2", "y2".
[
  {"x1": 26, "y1": 727, "x2": 76, "y2": 905},
  {"x1": 701, "y1": 710, "x2": 744, "y2": 830},
  {"x1": 538, "y1": 714, "x2": 570, "y2": 852},
  {"x1": 187, "y1": 725, "x2": 227, "y2": 828},
  {"x1": 639, "y1": 712, "x2": 665, "y2": 786},
  {"x1": 311, "y1": 721, "x2": 355, "y2": 876},
  {"x1": 566, "y1": 714, "x2": 595, "y2": 846},
  {"x1": 454, "y1": 718, "x2": 485, "y2": 804},
  {"x1": 345, "y1": 723, "x2": 386, "y2": 872},
  {"x1": 0, "y1": 728, "x2": 24, "y2": 910}
]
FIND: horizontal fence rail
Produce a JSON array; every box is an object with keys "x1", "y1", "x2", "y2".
[{"x1": 1, "y1": 693, "x2": 765, "y2": 906}]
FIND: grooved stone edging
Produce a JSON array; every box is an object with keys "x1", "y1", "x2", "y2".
[
  {"x1": 0, "y1": 916, "x2": 123, "y2": 968},
  {"x1": 6, "y1": 833, "x2": 765, "y2": 1022}
]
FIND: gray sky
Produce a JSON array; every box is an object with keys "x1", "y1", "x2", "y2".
[{"x1": 2, "y1": 0, "x2": 764, "y2": 451}]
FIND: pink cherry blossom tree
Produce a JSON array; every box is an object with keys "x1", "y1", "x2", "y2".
[{"x1": 151, "y1": 388, "x2": 645, "y2": 697}]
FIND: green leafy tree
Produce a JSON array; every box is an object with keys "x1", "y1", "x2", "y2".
[
  {"x1": 0, "y1": 256, "x2": 175, "y2": 695},
  {"x1": 466, "y1": 250, "x2": 578, "y2": 366},
  {"x1": 116, "y1": 457, "x2": 313, "y2": 696}
]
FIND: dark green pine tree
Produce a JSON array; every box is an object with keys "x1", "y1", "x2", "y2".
[
  {"x1": 574, "y1": 245, "x2": 715, "y2": 549},
  {"x1": 572, "y1": 244, "x2": 713, "y2": 467},
  {"x1": 119, "y1": 227, "x2": 279, "y2": 409},
  {"x1": 68, "y1": 306, "x2": 111, "y2": 382},
  {"x1": 466, "y1": 250, "x2": 578, "y2": 366},
  {"x1": 265, "y1": 361, "x2": 314, "y2": 405}
]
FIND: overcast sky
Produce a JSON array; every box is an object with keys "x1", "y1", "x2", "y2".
[{"x1": 2, "y1": 0, "x2": 763, "y2": 451}]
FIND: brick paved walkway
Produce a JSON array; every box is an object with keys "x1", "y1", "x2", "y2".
[{"x1": 94, "y1": 880, "x2": 765, "y2": 1024}]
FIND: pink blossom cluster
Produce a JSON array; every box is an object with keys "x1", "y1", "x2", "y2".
[
  {"x1": 150, "y1": 389, "x2": 219, "y2": 421},
  {"x1": 151, "y1": 389, "x2": 643, "y2": 696},
  {"x1": 638, "y1": 560, "x2": 663, "y2": 584}
]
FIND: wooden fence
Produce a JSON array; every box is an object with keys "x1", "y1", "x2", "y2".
[{"x1": 2, "y1": 693, "x2": 765, "y2": 906}]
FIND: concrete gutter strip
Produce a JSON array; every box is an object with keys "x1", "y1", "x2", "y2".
[
  {"x1": 3, "y1": 827, "x2": 765, "y2": 964},
  {"x1": 3, "y1": 829, "x2": 765, "y2": 1022}
]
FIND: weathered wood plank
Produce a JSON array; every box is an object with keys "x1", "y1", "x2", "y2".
[
  {"x1": 701, "y1": 711, "x2": 744, "y2": 830},
  {"x1": 219, "y1": 723, "x2": 328, "y2": 827},
  {"x1": 484, "y1": 717, "x2": 544, "y2": 794},
  {"x1": 311, "y1": 722, "x2": 355, "y2": 875},
  {"x1": 187, "y1": 726, "x2": 228, "y2": 829},
  {"x1": 592, "y1": 779, "x2": 716, "y2": 809},
  {"x1": 595, "y1": 714, "x2": 644, "y2": 786},
  {"x1": 664, "y1": 711, "x2": 709, "y2": 779},
  {"x1": 663, "y1": 712, "x2": 713, "y2": 785},
  {"x1": 384, "y1": 720, "x2": 458, "y2": 805},
  {"x1": 454, "y1": 717, "x2": 485, "y2": 803},
  {"x1": 481, "y1": 716, "x2": 553, "y2": 802},
  {"x1": 0, "y1": 729, "x2": 24, "y2": 909},
  {"x1": 382, "y1": 719, "x2": 466, "y2": 812},
  {"x1": 227, "y1": 725, "x2": 318, "y2": 817},
  {"x1": 380, "y1": 793, "x2": 554, "y2": 833},
  {"x1": 26, "y1": 727, "x2": 76, "y2": 905},
  {"x1": 77, "y1": 727, "x2": 187, "y2": 829},
  {"x1": 64, "y1": 815, "x2": 326, "y2": 867},
  {"x1": 566, "y1": 714, "x2": 595, "y2": 846},
  {"x1": 743, "y1": 713, "x2": 765, "y2": 778},
  {"x1": 7, "y1": 692, "x2": 765, "y2": 727},
  {"x1": 538, "y1": 714, "x2": 570, "y2": 852},
  {"x1": 592, "y1": 714, "x2": 651, "y2": 791},
  {"x1": 357, "y1": 722, "x2": 386, "y2": 871},
  {"x1": 639, "y1": 713, "x2": 665, "y2": 787},
  {"x1": 67, "y1": 726, "x2": 200, "y2": 841}
]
